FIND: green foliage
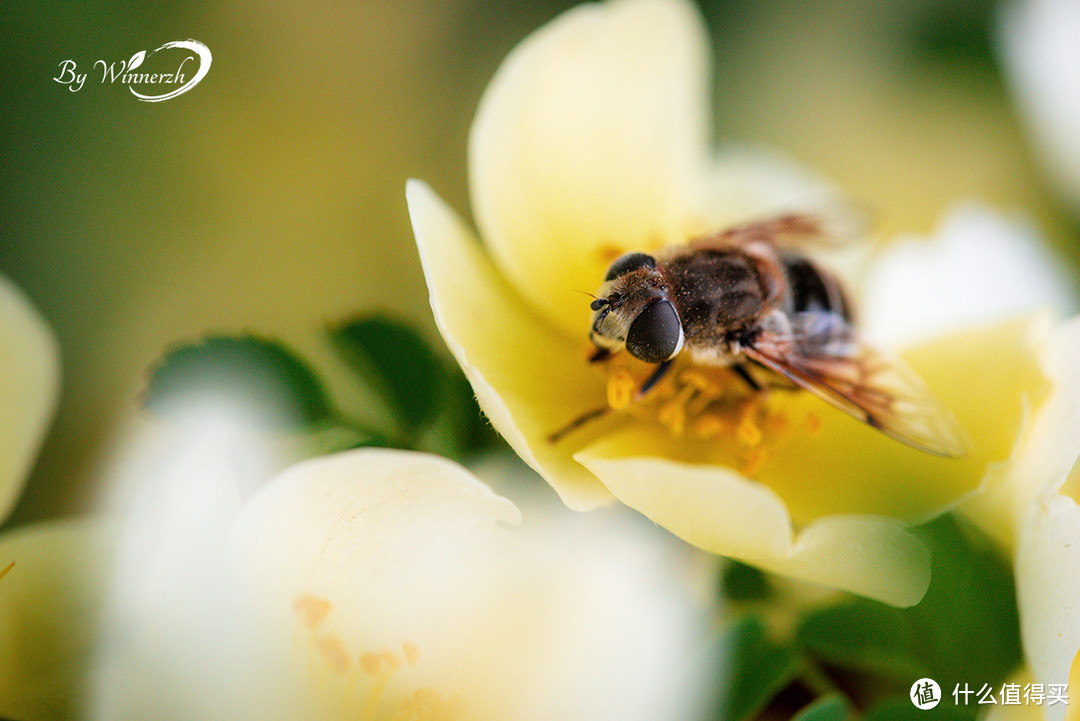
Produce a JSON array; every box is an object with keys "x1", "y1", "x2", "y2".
[
  {"x1": 792, "y1": 695, "x2": 849, "y2": 721},
  {"x1": 713, "y1": 515, "x2": 1022, "y2": 721},
  {"x1": 720, "y1": 560, "x2": 775, "y2": 602},
  {"x1": 327, "y1": 317, "x2": 443, "y2": 439},
  {"x1": 718, "y1": 615, "x2": 803, "y2": 721},
  {"x1": 797, "y1": 516, "x2": 1021, "y2": 699},
  {"x1": 144, "y1": 335, "x2": 333, "y2": 431},
  {"x1": 142, "y1": 316, "x2": 502, "y2": 462}
]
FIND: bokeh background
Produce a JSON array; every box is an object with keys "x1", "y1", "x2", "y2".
[{"x1": 3, "y1": 0, "x2": 1078, "y2": 528}]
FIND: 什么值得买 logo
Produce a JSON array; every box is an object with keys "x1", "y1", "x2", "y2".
[{"x1": 53, "y1": 40, "x2": 211, "y2": 102}]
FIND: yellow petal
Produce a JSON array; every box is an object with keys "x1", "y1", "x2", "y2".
[
  {"x1": 576, "y1": 440, "x2": 930, "y2": 606},
  {"x1": 0, "y1": 275, "x2": 60, "y2": 523},
  {"x1": 469, "y1": 0, "x2": 711, "y2": 338},
  {"x1": 408, "y1": 179, "x2": 614, "y2": 509},
  {"x1": 0, "y1": 520, "x2": 112, "y2": 721}
]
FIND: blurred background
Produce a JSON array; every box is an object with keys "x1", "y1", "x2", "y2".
[{"x1": 2, "y1": 0, "x2": 1078, "y2": 528}]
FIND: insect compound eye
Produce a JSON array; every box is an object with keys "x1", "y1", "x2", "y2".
[
  {"x1": 604, "y1": 252, "x2": 656, "y2": 281},
  {"x1": 625, "y1": 299, "x2": 683, "y2": 363}
]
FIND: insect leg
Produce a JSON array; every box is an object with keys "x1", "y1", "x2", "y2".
[
  {"x1": 731, "y1": 363, "x2": 762, "y2": 392},
  {"x1": 589, "y1": 347, "x2": 612, "y2": 363},
  {"x1": 638, "y1": 359, "x2": 673, "y2": 397}
]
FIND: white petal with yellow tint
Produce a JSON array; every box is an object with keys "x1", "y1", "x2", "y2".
[
  {"x1": 0, "y1": 520, "x2": 112, "y2": 721},
  {"x1": 861, "y1": 204, "x2": 1078, "y2": 349},
  {"x1": 576, "y1": 441, "x2": 930, "y2": 606},
  {"x1": 469, "y1": 0, "x2": 710, "y2": 337},
  {"x1": 1016, "y1": 491, "x2": 1080, "y2": 721},
  {"x1": 1002, "y1": 318, "x2": 1080, "y2": 721},
  {"x1": 224, "y1": 449, "x2": 714, "y2": 721},
  {"x1": 409, "y1": 179, "x2": 614, "y2": 510},
  {"x1": 0, "y1": 275, "x2": 60, "y2": 523}
]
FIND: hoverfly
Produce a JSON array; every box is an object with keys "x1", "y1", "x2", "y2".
[{"x1": 554, "y1": 210, "x2": 965, "y2": 457}]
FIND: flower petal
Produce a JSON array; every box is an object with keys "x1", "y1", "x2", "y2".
[
  {"x1": 861, "y1": 204, "x2": 1078, "y2": 349},
  {"x1": 1015, "y1": 491, "x2": 1080, "y2": 721},
  {"x1": 409, "y1": 179, "x2": 614, "y2": 509},
  {"x1": 0, "y1": 275, "x2": 60, "y2": 523},
  {"x1": 575, "y1": 437, "x2": 930, "y2": 606},
  {"x1": 469, "y1": 0, "x2": 711, "y2": 337},
  {"x1": 225, "y1": 449, "x2": 715, "y2": 721},
  {"x1": 0, "y1": 520, "x2": 112, "y2": 721},
  {"x1": 997, "y1": 0, "x2": 1080, "y2": 209}
]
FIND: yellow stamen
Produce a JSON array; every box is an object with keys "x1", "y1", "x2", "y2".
[
  {"x1": 0, "y1": 561, "x2": 13, "y2": 581},
  {"x1": 735, "y1": 406, "x2": 763, "y2": 447},
  {"x1": 315, "y1": 634, "x2": 352, "y2": 674},
  {"x1": 691, "y1": 414, "x2": 727, "y2": 440},
  {"x1": 658, "y1": 400, "x2": 686, "y2": 435},
  {"x1": 607, "y1": 367, "x2": 636, "y2": 409},
  {"x1": 360, "y1": 652, "x2": 383, "y2": 677},
  {"x1": 740, "y1": 445, "x2": 768, "y2": 477},
  {"x1": 294, "y1": 594, "x2": 332, "y2": 629}
]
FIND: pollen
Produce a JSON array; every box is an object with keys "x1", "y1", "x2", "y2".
[{"x1": 402, "y1": 641, "x2": 420, "y2": 666}]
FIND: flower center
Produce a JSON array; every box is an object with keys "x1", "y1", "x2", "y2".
[
  {"x1": 602, "y1": 356, "x2": 822, "y2": 476},
  {"x1": 293, "y1": 593, "x2": 464, "y2": 720}
]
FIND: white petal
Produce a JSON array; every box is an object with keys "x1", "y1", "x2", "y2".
[
  {"x1": 861, "y1": 204, "x2": 1078, "y2": 349},
  {"x1": 998, "y1": 0, "x2": 1080, "y2": 209},
  {"x1": 469, "y1": 0, "x2": 711, "y2": 337},
  {"x1": 0, "y1": 275, "x2": 60, "y2": 522},
  {"x1": 224, "y1": 449, "x2": 714, "y2": 721},
  {"x1": 1016, "y1": 492, "x2": 1080, "y2": 721}
]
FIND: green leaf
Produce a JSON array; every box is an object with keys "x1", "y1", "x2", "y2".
[
  {"x1": 793, "y1": 695, "x2": 849, "y2": 721},
  {"x1": 721, "y1": 560, "x2": 775, "y2": 602},
  {"x1": 144, "y1": 335, "x2": 333, "y2": 431},
  {"x1": 719, "y1": 615, "x2": 804, "y2": 721},
  {"x1": 797, "y1": 515, "x2": 1021, "y2": 701},
  {"x1": 864, "y1": 698, "x2": 972, "y2": 721},
  {"x1": 328, "y1": 317, "x2": 443, "y2": 438}
]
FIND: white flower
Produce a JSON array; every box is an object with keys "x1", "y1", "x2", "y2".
[{"x1": 90, "y1": 429, "x2": 715, "y2": 721}]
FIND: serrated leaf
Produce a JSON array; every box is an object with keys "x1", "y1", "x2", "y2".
[
  {"x1": 128, "y1": 50, "x2": 146, "y2": 71},
  {"x1": 144, "y1": 335, "x2": 333, "y2": 431},
  {"x1": 719, "y1": 615, "x2": 804, "y2": 721},
  {"x1": 328, "y1": 317, "x2": 443, "y2": 437},
  {"x1": 797, "y1": 515, "x2": 1021, "y2": 699},
  {"x1": 793, "y1": 695, "x2": 849, "y2": 721}
]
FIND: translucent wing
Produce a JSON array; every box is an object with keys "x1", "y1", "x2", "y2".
[
  {"x1": 742, "y1": 311, "x2": 966, "y2": 457},
  {"x1": 698, "y1": 203, "x2": 872, "y2": 251}
]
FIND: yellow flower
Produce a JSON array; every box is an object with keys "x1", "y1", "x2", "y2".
[
  {"x1": 407, "y1": 0, "x2": 1071, "y2": 606},
  {"x1": 91, "y1": 434, "x2": 715, "y2": 721}
]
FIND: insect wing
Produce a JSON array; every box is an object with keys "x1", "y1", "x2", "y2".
[
  {"x1": 743, "y1": 312, "x2": 966, "y2": 457},
  {"x1": 705, "y1": 203, "x2": 872, "y2": 251}
]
